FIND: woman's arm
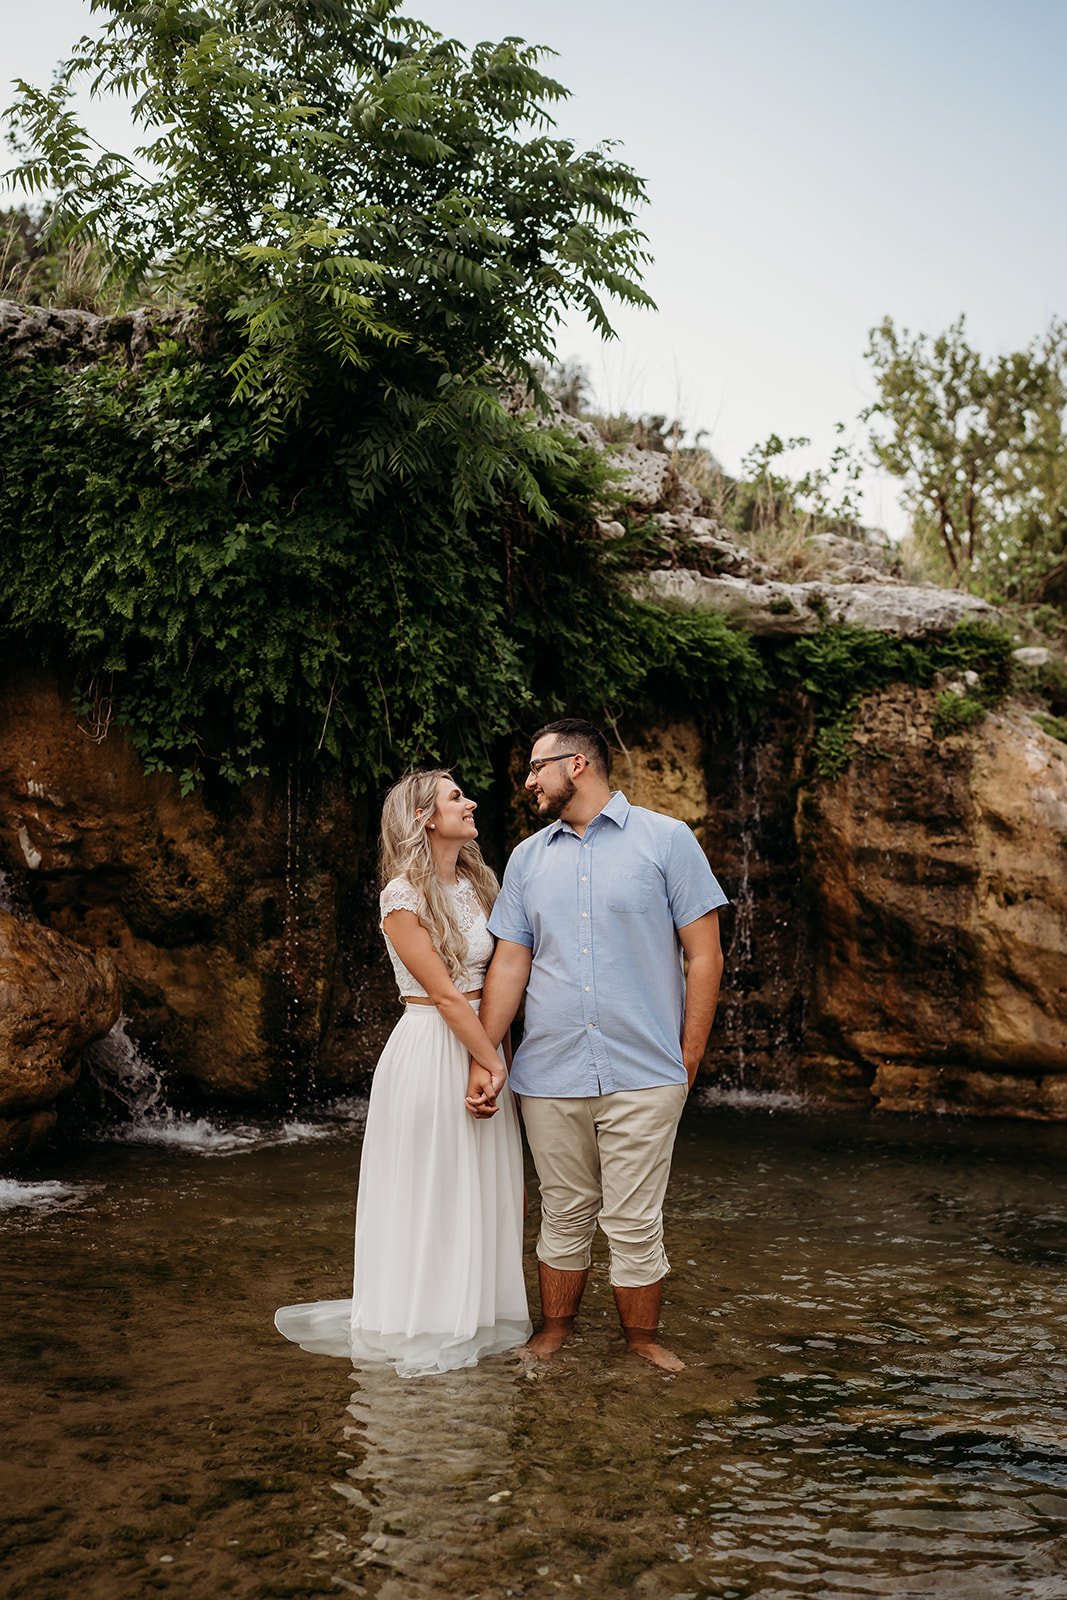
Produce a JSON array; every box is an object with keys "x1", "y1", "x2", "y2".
[
  {"x1": 465, "y1": 939, "x2": 533, "y2": 1117},
  {"x1": 382, "y1": 909, "x2": 503, "y2": 1077}
]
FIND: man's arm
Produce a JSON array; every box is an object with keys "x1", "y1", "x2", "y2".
[
  {"x1": 480, "y1": 938, "x2": 533, "y2": 1048},
  {"x1": 677, "y1": 910, "x2": 724, "y2": 1088},
  {"x1": 465, "y1": 939, "x2": 532, "y2": 1116}
]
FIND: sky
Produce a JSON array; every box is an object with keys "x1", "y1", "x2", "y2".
[{"x1": 4, "y1": 0, "x2": 1065, "y2": 536}]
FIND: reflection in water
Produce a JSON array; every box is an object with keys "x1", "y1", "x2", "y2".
[
  {"x1": 331, "y1": 1362, "x2": 522, "y2": 1590},
  {"x1": 2, "y1": 1105, "x2": 1066, "y2": 1598}
]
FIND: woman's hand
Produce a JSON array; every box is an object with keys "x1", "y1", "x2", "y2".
[{"x1": 466, "y1": 1060, "x2": 504, "y2": 1119}]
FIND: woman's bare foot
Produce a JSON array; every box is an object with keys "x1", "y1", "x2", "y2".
[{"x1": 625, "y1": 1337, "x2": 686, "y2": 1373}]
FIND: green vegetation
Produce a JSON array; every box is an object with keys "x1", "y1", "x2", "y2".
[
  {"x1": 1, "y1": 332, "x2": 774, "y2": 792},
  {"x1": 0, "y1": 5, "x2": 1056, "y2": 795},
  {"x1": 0, "y1": 0, "x2": 688, "y2": 792},
  {"x1": 1033, "y1": 712, "x2": 1067, "y2": 744},
  {"x1": 865, "y1": 316, "x2": 1066, "y2": 605},
  {"x1": 777, "y1": 622, "x2": 1016, "y2": 779}
]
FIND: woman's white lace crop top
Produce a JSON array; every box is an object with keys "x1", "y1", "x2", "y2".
[{"x1": 379, "y1": 875, "x2": 494, "y2": 998}]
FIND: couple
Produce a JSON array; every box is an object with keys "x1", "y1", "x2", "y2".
[{"x1": 275, "y1": 718, "x2": 728, "y2": 1376}]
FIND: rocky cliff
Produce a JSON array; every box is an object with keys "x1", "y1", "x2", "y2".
[
  {"x1": 2, "y1": 302, "x2": 1065, "y2": 1149},
  {"x1": 2, "y1": 652, "x2": 1063, "y2": 1151}
]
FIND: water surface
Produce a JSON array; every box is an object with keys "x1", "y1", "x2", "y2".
[{"x1": 3, "y1": 1100, "x2": 1066, "y2": 1599}]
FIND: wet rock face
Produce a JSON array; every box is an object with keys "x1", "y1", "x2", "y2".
[
  {"x1": 0, "y1": 668, "x2": 365, "y2": 1104},
  {"x1": 798, "y1": 689, "x2": 1067, "y2": 1116},
  {"x1": 0, "y1": 911, "x2": 119, "y2": 1156},
  {"x1": 2, "y1": 663, "x2": 1065, "y2": 1126},
  {"x1": 609, "y1": 702, "x2": 1067, "y2": 1119}
]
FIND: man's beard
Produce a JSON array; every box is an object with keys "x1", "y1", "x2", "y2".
[{"x1": 538, "y1": 773, "x2": 577, "y2": 820}]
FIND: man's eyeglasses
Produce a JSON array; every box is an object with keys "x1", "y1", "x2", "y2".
[{"x1": 527, "y1": 752, "x2": 580, "y2": 777}]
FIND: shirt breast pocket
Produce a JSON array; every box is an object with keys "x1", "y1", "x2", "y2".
[{"x1": 604, "y1": 864, "x2": 658, "y2": 914}]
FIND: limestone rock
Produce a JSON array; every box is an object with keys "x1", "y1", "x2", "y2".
[
  {"x1": 0, "y1": 297, "x2": 198, "y2": 367},
  {"x1": 0, "y1": 911, "x2": 119, "y2": 1156},
  {"x1": 632, "y1": 569, "x2": 999, "y2": 638},
  {"x1": 647, "y1": 514, "x2": 764, "y2": 577},
  {"x1": 611, "y1": 721, "x2": 710, "y2": 836},
  {"x1": 798, "y1": 690, "x2": 1067, "y2": 1116},
  {"x1": 611, "y1": 444, "x2": 702, "y2": 513},
  {"x1": 806, "y1": 530, "x2": 901, "y2": 581},
  {"x1": 1013, "y1": 645, "x2": 1053, "y2": 669}
]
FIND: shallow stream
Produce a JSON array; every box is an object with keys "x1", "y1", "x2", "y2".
[{"x1": 3, "y1": 1096, "x2": 1066, "y2": 1599}]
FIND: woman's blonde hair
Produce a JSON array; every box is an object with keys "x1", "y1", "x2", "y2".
[{"x1": 378, "y1": 770, "x2": 499, "y2": 982}]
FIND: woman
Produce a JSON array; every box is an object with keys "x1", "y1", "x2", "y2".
[{"x1": 275, "y1": 770, "x2": 531, "y2": 1376}]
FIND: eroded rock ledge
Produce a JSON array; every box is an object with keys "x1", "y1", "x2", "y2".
[
  {"x1": 632, "y1": 569, "x2": 998, "y2": 638},
  {"x1": 0, "y1": 297, "x2": 198, "y2": 366}
]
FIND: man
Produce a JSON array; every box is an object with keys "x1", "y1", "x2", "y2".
[{"x1": 467, "y1": 717, "x2": 727, "y2": 1371}]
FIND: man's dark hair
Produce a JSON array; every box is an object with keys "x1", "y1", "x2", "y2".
[{"x1": 532, "y1": 717, "x2": 611, "y2": 779}]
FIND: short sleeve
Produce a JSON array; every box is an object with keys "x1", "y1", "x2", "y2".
[
  {"x1": 379, "y1": 877, "x2": 422, "y2": 923},
  {"x1": 486, "y1": 852, "x2": 534, "y2": 948},
  {"x1": 664, "y1": 824, "x2": 729, "y2": 930}
]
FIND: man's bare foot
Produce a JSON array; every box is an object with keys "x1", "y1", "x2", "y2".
[
  {"x1": 519, "y1": 1318, "x2": 573, "y2": 1360},
  {"x1": 625, "y1": 1338, "x2": 686, "y2": 1373}
]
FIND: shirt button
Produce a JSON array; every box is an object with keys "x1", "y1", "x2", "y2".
[
  {"x1": 588, "y1": 1021, "x2": 596, "y2": 1029},
  {"x1": 582, "y1": 948, "x2": 588, "y2": 955},
  {"x1": 581, "y1": 874, "x2": 588, "y2": 881},
  {"x1": 583, "y1": 843, "x2": 589, "y2": 849},
  {"x1": 584, "y1": 985, "x2": 591, "y2": 992},
  {"x1": 581, "y1": 911, "x2": 588, "y2": 919}
]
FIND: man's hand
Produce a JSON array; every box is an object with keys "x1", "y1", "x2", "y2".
[
  {"x1": 465, "y1": 1060, "x2": 505, "y2": 1119},
  {"x1": 683, "y1": 1050, "x2": 703, "y2": 1091}
]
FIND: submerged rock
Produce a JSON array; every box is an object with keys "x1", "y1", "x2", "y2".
[{"x1": 0, "y1": 911, "x2": 119, "y2": 1156}]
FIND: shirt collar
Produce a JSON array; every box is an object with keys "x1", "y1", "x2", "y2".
[{"x1": 545, "y1": 789, "x2": 630, "y2": 842}]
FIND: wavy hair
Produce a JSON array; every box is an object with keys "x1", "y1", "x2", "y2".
[{"x1": 378, "y1": 770, "x2": 499, "y2": 982}]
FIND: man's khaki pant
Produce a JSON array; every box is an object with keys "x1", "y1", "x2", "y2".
[{"x1": 519, "y1": 1084, "x2": 688, "y2": 1289}]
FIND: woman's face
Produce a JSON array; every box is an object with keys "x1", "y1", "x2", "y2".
[{"x1": 430, "y1": 776, "x2": 478, "y2": 842}]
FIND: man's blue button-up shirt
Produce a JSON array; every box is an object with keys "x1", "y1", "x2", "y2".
[{"x1": 487, "y1": 791, "x2": 729, "y2": 1098}]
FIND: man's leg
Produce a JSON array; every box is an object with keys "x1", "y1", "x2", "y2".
[
  {"x1": 518, "y1": 1095, "x2": 600, "y2": 1356},
  {"x1": 595, "y1": 1084, "x2": 689, "y2": 1371}
]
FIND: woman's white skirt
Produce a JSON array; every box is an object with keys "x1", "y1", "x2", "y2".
[{"x1": 275, "y1": 1003, "x2": 531, "y2": 1377}]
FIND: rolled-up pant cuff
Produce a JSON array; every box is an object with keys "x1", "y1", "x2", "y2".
[
  {"x1": 609, "y1": 1250, "x2": 670, "y2": 1289},
  {"x1": 535, "y1": 1240, "x2": 593, "y2": 1273}
]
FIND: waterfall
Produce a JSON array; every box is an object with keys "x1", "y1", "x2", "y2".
[
  {"x1": 282, "y1": 755, "x2": 318, "y2": 1103},
  {"x1": 708, "y1": 733, "x2": 805, "y2": 1109},
  {"x1": 83, "y1": 1014, "x2": 343, "y2": 1154},
  {"x1": 85, "y1": 1015, "x2": 169, "y2": 1123},
  {"x1": 722, "y1": 732, "x2": 758, "y2": 1084}
]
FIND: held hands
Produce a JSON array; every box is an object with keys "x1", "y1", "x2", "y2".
[{"x1": 465, "y1": 1058, "x2": 507, "y2": 1119}]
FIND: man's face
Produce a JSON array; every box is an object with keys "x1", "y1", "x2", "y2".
[{"x1": 524, "y1": 737, "x2": 579, "y2": 820}]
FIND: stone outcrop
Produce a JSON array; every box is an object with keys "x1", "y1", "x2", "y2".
[
  {"x1": 0, "y1": 911, "x2": 119, "y2": 1156},
  {"x1": 0, "y1": 297, "x2": 198, "y2": 367},
  {"x1": 797, "y1": 690, "x2": 1067, "y2": 1117},
  {"x1": 0, "y1": 668, "x2": 365, "y2": 1106},
  {"x1": 633, "y1": 569, "x2": 998, "y2": 638}
]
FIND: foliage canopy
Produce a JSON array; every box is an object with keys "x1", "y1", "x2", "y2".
[
  {"x1": 865, "y1": 316, "x2": 1067, "y2": 604},
  {"x1": 0, "y1": 2, "x2": 773, "y2": 791}
]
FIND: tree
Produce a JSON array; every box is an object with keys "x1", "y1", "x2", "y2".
[
  {"x1": 864, "y1": 316, "x2": 1067, "y2": 601},
  {"x1": 1, "y1": 2, "x2": 766, "y2": 790},
  {"x1": 5, "y1": 0, "x2": 654, "y2": 447}
]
